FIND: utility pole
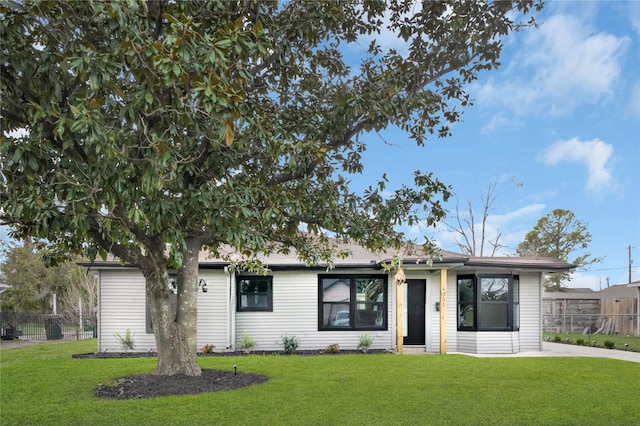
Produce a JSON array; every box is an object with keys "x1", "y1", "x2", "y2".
[{"x1": 628, "y1": 244, "x2": 634, "y2": 284}]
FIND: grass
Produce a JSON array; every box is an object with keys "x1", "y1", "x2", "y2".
[
  {"x1": 1, "y1": 340, "x2": 639, "y2": 425},
  {"x1": 543, "y1": 332, "x2": 640, "y2": 351}
]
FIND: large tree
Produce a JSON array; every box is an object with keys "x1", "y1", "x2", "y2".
[
  {"x1": 516, "y1": 209, "x2": 602, "y2": 290},
  {"x1": 1, "y1": 1, "x2": 542, "y2": 376}
]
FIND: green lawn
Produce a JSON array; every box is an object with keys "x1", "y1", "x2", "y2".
[
  {"x1": 1, "y1": 340, "x2": 639, "y2": 426},
  {"x1": 543, "y1": 332, "x2": 640, "y2": 351}
]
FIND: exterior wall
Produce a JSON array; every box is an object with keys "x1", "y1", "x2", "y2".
[
  {"x1": 235, "y1": 269, "x2": 395, "y2": 351},
  {"x1": 196, "y1": 270, "x2": 230, "y2": 350},
  {"x1": 458, "y1": 332, "x2": 520, "y2": 353},
  {"x1": 98, "y1": 268, "x2": 229, "y2": 353},
  {"x1": 427, "y1": 275, "x2": 441, "y2": 354},
  {"x1": 97, "y1": 265, "x2": 546, "y2": 354},
  {"x1": 519, "y1": 271, "x2": 543, "y2": 351},
  {"x1": 98, "y1": 268, "x2": 155, "y2": 352},
  {"x1": 456, "y1": 332, "x2": 477, "y2": 353}
]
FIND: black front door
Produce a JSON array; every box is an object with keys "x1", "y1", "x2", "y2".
[{"x1": 404, "y1": 279, "x2": 426, "y2": 346}]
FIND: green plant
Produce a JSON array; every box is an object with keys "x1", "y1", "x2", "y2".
[
  {"x1": 576, "y1": 338, "x2": 585, "y2": 346},
  {"x1": 325, "y1": 343, "x2": 340, "y2": 354},
  {"x1": 280, "y1": 335, "x2": 298, "y2": 354},
  {"x1": 543, "y1": 332, "x2": 640, "y2": 352},
  {"x1": 604, "y1": 340, "x2": 615, "y2": 349},
  {"x1": 239, "y1": 334, "x2": 256, "y2": 354},
  {"x1": 358, "y1": 333, "x2": 374, "y2": 353},
  {"x1": 201, "y1": 344, "x2": 215, "y2": 353},
  {"x1": 113, "y1": 329, "x2": 135, "y2": 353},
  {"x1": 553, "y1": 334, "x2": 562, "y2": 342}
]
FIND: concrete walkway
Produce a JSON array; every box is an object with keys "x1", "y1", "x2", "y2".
[{"x1": 457, "y1": 342, "x2": 640, "y2": 364}]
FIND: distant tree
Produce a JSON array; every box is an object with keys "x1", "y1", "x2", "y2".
[
  {"x1": 59, "y1": 266, "x2": 98, "y2": 337},
  {"x1": 516, "y1": 209, "x2": 602, "y2": 291},
  {"x1": 447, "y1": 181, "x2": 506, "y2": 256},
  {"x1": 0, "y1": 240, "x2": 64, "y2": 313},
  {"x1": 1, "y1": 1, "x2": 543, "y2": 376}
]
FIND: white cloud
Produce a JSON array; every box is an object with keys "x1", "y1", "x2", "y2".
[
  {"x1": 540, "y1": 137, "x2": 614, "y2": 193},
  {"x1": 480, "y1": 114, "x2": 510, "y2": 135},
  {"x1": 487, "y1": 203, "x2": 546, "y2": 228},
  {"x1": 474, "y1": 13, "x2": 629, "y2": 117},
  {"x1": 567, "y1": 272, "x2": 606, "y2": 291}
]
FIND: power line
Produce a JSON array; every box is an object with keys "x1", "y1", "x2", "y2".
[{"x1": 586, "y1": 266, "x2": 640, "y2": 272}]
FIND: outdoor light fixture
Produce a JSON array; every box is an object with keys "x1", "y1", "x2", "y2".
[
  {"x1": 233, "y1": 364, "x2": 238, "y2": 375},
  {"x1": 199, "y1": 279, "x2": 208, "y2": 293},
  {"x1": 435, "y1": 302, "x2": 440, "y2": 312}
]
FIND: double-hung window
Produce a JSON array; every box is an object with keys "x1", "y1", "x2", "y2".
[
  {"x1": 319, "y1": 275, "x2": 387, "y2": 331},
  {"x1": 457, "y1": 274, "x2": 519, "y2": 331},
  {"x1": 237, "y1": 276, "x2": 273, "y2": 311}
]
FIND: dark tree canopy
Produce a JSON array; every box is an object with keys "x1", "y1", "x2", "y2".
[
  {"x1": 1, "y1": 0, "x2": 543, "y2": 375},
  {"x1": 517, "y1": 209, "x2": 602, "y2": 291}
]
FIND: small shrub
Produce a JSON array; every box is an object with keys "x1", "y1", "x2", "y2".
[
  {"x1": 576, "y1": 338, "x2": 585, "y2": 346},
  {"x1": 114, "y1": 329, "x2": 135, "y2": 353},
  {"x1": 604, "y1": 340, "x2": 615, "y2": 349},
  {"x1": 239, "y1": 334, "x2": 256, "y2": 353},
  {"x1": 280, "y1": 335, "x2": 298, "y2": 354},
  {"x1": 553, "y1": 334, "x2": 562, "y2": 342},
  {"x1": 201, "y1": 343, "x2": 215, "y2": 353},
  {"x1": 358, "y1": 333, "x2": 374, "y2": 353},
  {"x1": 325, "y1": 343, "x2": 340, "y2": 354}
]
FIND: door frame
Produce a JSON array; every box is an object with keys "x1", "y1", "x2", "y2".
[{"x1": 403, "y1": 279, "x2": 426, "y2": 346}]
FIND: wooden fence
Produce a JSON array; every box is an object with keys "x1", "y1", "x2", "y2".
[{"x1": 602, "y1": 298, "x2": 637, "y2": 336}]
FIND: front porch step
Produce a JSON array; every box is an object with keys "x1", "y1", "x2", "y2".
[{"x1": 403, "y1": 346, "x2": 427, "y2": 354}]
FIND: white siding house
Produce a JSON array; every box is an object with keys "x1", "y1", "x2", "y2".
[{"x1": 90, "y1": 246, "x2": 573, "y2": 354}]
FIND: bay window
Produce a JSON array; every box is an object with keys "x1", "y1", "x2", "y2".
[{"x1": 457, "y1": 275, "x2": 519, "y2": 331}]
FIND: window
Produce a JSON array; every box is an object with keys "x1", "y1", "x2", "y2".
[
  {"x1": 237, "y1": 276, "x2": 273, "y2": 311},
  {"x1": 146, "y1": 276, "x2": 178, "y2": 334},
  {"x1": 319, "y1": 275, "x2": 387, "y2": 331},
  {"x1": 457, "y1": 275, "x2": 519, "y2": 331}
]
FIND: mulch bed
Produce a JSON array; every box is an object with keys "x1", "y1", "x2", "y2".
[
  {"x1": 95, "y1": 369, "x2": 268, "y2": 400},
  {"x1": 86, "y1": 350, "x2": 388, "y2": 399}
]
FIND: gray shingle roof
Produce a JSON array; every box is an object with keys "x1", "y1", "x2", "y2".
[{"x1": 82, "y1": 241, "x2": 574, "y2": 272}]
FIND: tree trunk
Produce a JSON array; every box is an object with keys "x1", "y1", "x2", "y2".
[{"x1": 146, "y1": 237, "x2": 202, "y2": 376}]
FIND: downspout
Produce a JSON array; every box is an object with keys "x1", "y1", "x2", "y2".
[
  {"x1": 225, "y1": 267, "x2": 234, "y2": 351},
  {"x1": 439, "y1": 267, "x2": 447, "y2": 354},
  {"x1": 97, "y1": 270, "x2": 102, "y2": 352},
  {"x1": 539, "y1": 272, "x2": 544, "y2": 350}
]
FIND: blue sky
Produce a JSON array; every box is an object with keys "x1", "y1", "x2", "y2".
[{"x1": 354, "y1": 1, "x2": 640, "y2": 290}]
